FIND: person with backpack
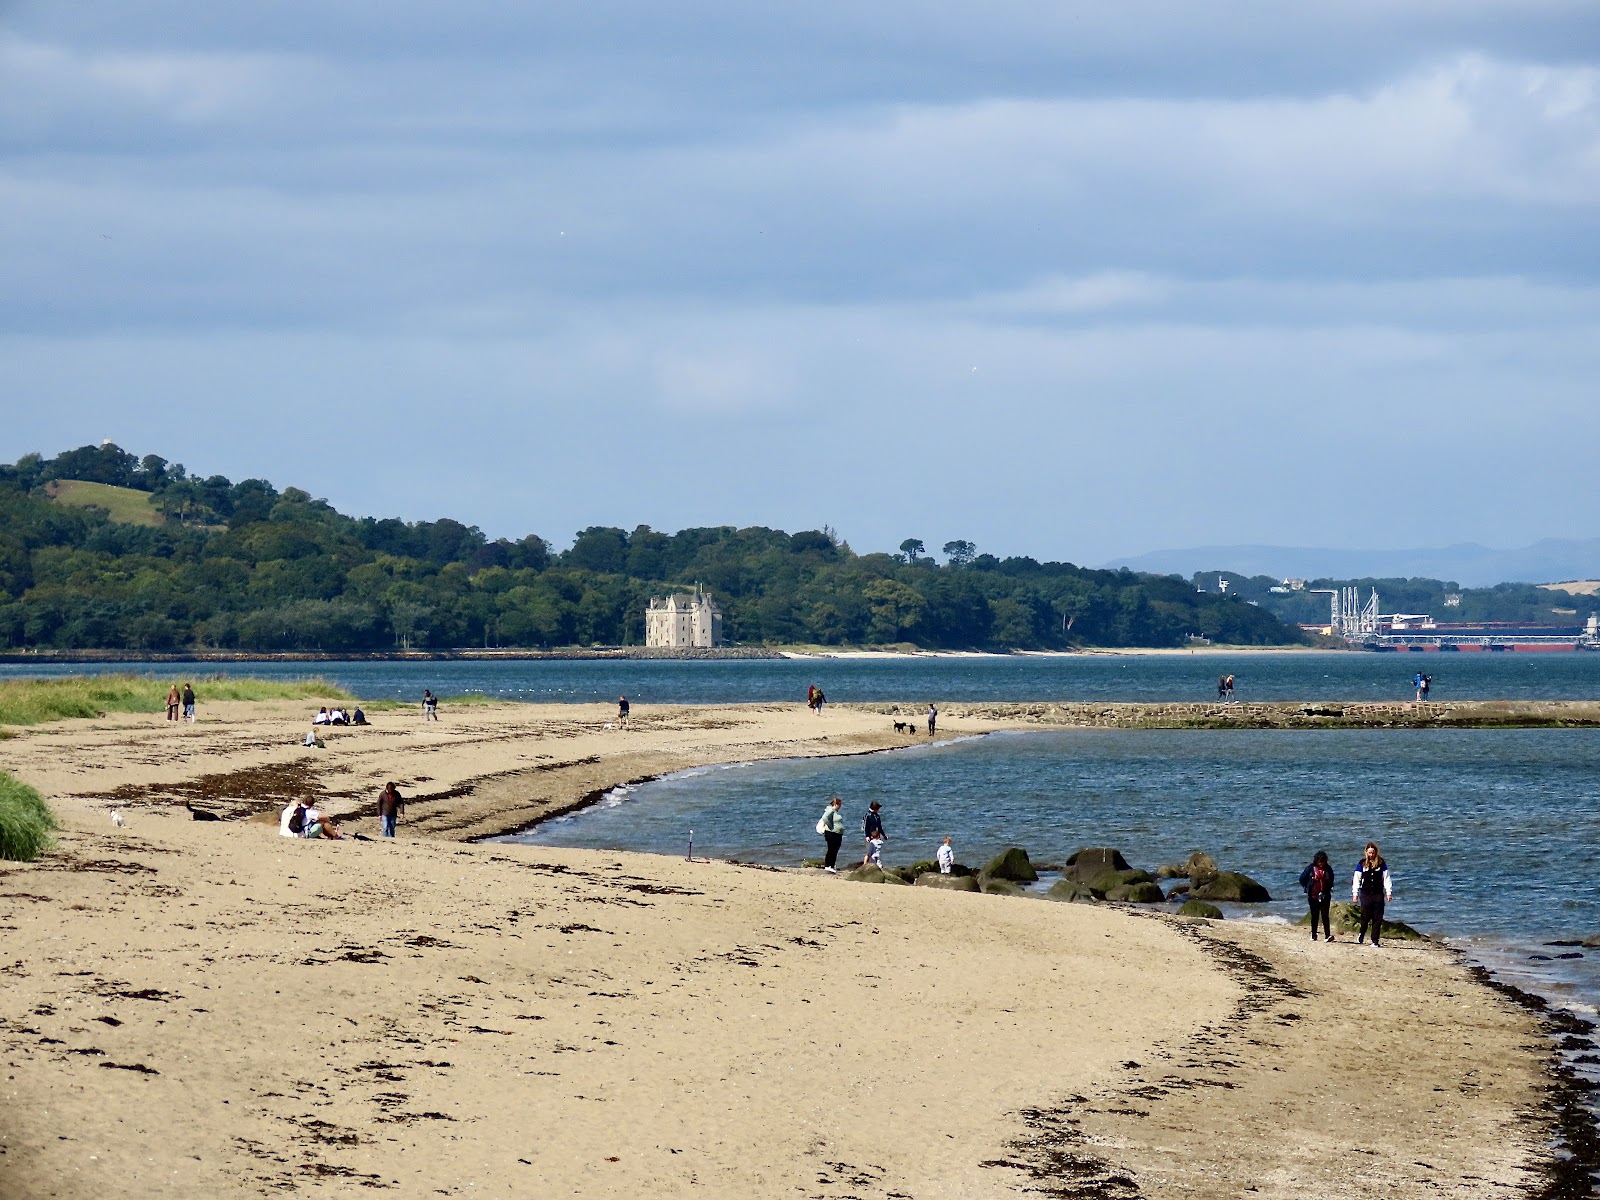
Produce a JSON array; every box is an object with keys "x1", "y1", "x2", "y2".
[
  {"x1": 279, "y1": 800, "x2": 307, "y2": 838},
  {"x1": 1299, "y1": 850, "x2": 1336, "y2": 941},
  {"x1": 816, "y1": 797, "x2": 846, "y2": 872},
  {"x1": 1352, "y1": 842, "x2": 1394, "y2": 946},
  {"x1": 860, "y1": 801, "x2": 886, "y2": 870}
]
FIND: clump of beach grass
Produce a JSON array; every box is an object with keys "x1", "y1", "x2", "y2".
[
  {"x1": 0, "y1": 674, "x2": 354, "y2": 728},
  {"x1": 0, "y1": 771, "x2": 57, "y2": 862}
]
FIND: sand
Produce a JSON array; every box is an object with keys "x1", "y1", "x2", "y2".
[{"x1": 0, "y1": 699, "x2": 1559, "y2": 1198}]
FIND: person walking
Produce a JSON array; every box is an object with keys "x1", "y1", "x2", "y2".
[
  {"x1": 1224, "y1": 674, "x2": 1236, "y2": 701},
  {"x1": 181, "y1": 682, "x2": 196, "y2": 722},
  {"x1": 817, "y1": 797, "x2": 846, "y2": 873},
  {"x1": 618, "y1": 696, "x2": 630, "y2": 724},
  {"x1": 1217, "y1": 675, "x2": 1228, "y2": 701},
  {"x1": 1299, "y1": 850, "x2": 1336, "y2": 941},
  {"x1": 1413, "y1": 671, "x2": 1425, "y2": 701},
  {"x1": 376, "y1": 781, "x2": 406, "y2": 839},
  {"x1": 860, "y1": 801, "x2": 886, "y2": 869},
  {"x1": 1421, "y1": 674, "x2": 1432, "y2": 700},
  {"x1": 1352, "y1": 842, "x2": 1394, "y2": 946},
  {"x1": 926, "y1": 703, "x2": 938, "y2": 736},
  {"x1": 423, "y1": 689, "x2": 439, "y2": 721},
  {"x1": 807, "y1": 685, "x2": 818, "y2": 714},
  {"x1": 166, "y1": 684, "x2": 181, "y2": 722},
  {"x1": 936, "y1": 836, "x2": 955, "y2": 875}
]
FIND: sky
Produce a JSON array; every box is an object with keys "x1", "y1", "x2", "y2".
[{"x1": 2, "y1": 1, "x2": 1597, "y2": 565}]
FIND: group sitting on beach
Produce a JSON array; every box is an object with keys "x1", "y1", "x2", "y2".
[{"x1": 311, "y1": 706, "x2": 358, "y2": 726}]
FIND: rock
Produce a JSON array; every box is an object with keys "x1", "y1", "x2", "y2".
[
  {"x1": 845, "y1": 865, "x2": 910, "y2": 885},
  {"x1": 1155, "y1": 863, "x2": 1188, "y2": 880},
  {"x1": 1165, "y1": 882, "x2": 1191, "y2": 897},
  {"x1": 801, "y1": 858, "x2": 826, "y2": 869},
  {"x1": 1189, "y1": 871, "x2": 1271, "y2": 903},
  {"x1": 1182, "y1": 851, "x2": 1220, "y2": 888},
  {"x1": 1081, "y1": 868, "x2": 1155, "y2": 897},
  {"x1": 979, "y1": 877, "x2": 1026, "y2": 897},
  {"x1": 981, "y1": 847, "x2": 1039, "y2": 884},
  {"x1": 915, "y1": 873, "x2": 982, "y2": 892},
  {"x1": 1583, "y1": 934, "x2": 1600, "y2": 949},
  {"x1": 1046, "y1": 879, "x2": 1099, "y2": 904},
  {"x1": 1296, "y1": 901, "x2": 1425, "y2": 941},
  {"x1": 1178, "y1": 899, "x2": 1223, "y2": 919},
  {"x1": 1105, "y1": 881, "x2": 1166, "y2": 904},
  {"x1": 1063, "y1": 848, "x2": 1131, "y2": 883},
  {"x1": 904, "y1": 859, "x2": 939, "y2": 879}
]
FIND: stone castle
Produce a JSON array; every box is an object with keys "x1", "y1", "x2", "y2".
[{"x1": 644, "y1": 588, "x2": 723, "y2": 648}]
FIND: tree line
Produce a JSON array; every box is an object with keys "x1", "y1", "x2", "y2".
[{"x1": 0, "y1": 443, "x2": 1302, "y2": 652}]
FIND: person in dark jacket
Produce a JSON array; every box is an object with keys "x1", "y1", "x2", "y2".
[
  {"x1": 860, "y1": 801, "x2": 886, "y2": 869},
  {"x1": 1352, "y1": 842, "x2": 1394, "y2": 946},
  {"x1": 1298, "y1": 850, "x2": 1336, "y2": 941},
  {"x1": 376, "y1": 782, "x2": 406, "y2": 839}
]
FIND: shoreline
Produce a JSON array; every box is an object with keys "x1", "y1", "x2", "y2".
[{"x1": 0, "y1": 699, "x2": 1574, "y2": 1196}]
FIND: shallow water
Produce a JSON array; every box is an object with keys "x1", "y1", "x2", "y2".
[
  {"x1": 4, "y1": 649, "x2": 1600, "y2": 704},
  {"x1": 511, "y1": 727, "x2": 1600, "y2": 1013}
]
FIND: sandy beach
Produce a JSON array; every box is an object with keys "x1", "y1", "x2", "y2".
[{"x1": 0, "y1": 699, "x2": 1564, "y2": 1198}]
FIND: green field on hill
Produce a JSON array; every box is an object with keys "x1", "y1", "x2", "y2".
[{"x1": 45, "y1": 479, "x2": 164, "y2": 527}]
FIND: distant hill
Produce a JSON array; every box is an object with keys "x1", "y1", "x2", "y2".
[
  {"x1": 1104, "y1": 539, "x2": 1600, "y2": 590},
  {"x1": 44, "y1": 480, "x2": 164, "y2": 528}
]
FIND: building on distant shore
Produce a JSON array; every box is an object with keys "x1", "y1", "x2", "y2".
[{"x1": 645, "y1": 588, "x2": 723, "y2": 648}]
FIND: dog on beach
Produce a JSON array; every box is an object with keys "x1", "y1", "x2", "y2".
[
  {"x1": 184, "y1": 801, "x2": 223, "y2": 822},
  {"x1": 893, "y1": 721, "x2": 907, "y2": 733}
]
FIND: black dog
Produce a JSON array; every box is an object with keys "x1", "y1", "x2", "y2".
[
  {"x1": 893, "y1": 721, "x2": 907, "y2": 733},
  {"x1": 184, "y1": 801, "x2": 224, "y2": 822}
]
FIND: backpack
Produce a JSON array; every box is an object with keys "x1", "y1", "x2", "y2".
[{"x1": 288, "y1": 804, "x2": 308, "y2": 835}]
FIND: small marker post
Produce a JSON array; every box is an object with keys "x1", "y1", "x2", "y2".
[{"x1": 687, "y1": 829, "x2": 694, "y2": 862}]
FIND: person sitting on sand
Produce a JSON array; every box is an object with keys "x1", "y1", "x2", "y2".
[
  {"x1": 329, "y1": 708, "x2": 348, "y2": 726},
  {"x1": 937, "y1": 836, "x2": 954, "y2": 875},
  {"x1": 351, "y1": 707, "x2": 368, "y2": 726},
  {"x1": 304, "y1": 804, "x2": 342, "y2": 840},
  {"x1": 303, "y1": 728, "x2": 319, "y2": 748},
  {"x1": 312, "y1": 707, "x2": 330, "y2": 725},
  {"x1": 280, "y1": 801, "x2": 307, "y2": 838}
]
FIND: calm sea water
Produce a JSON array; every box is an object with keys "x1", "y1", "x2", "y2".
[
  {"x1": 3, "y1": 650, "x2": 1599, "y2": 704},
  {"x1": 512, "y1": 726, "x2": 1600, "y2": 1014}
]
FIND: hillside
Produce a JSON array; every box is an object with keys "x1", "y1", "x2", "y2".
[
  {"x1": 0, "y1": 442, "x2": 1302, "y2": 653},
  {"x1": 43, "y1": 480, "x2": 164, "y2": 528}
]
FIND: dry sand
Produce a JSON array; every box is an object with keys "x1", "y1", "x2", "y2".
[{"x1": 0, "y1": 700, "x2": 1561, "y2": 1198}]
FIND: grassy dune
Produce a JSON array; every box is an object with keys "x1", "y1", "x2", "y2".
[
  {"x1": 0, "y1": 674, "x2": 354, "y2": 728},
  {"x1": 0, "y1": 771, "x2": 57, "y2": 861}
]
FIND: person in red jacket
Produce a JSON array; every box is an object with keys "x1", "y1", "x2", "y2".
[{"x1": 1299, "y1": 850, "x2": 1335, "y2": 941}]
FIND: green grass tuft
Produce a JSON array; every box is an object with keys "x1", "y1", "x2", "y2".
[
  {"x1": 0, "y1": 674, "x2": 355, "y2": 728},
  {"x1": 440, "y1": 691, "x2": 497, "y2": 705},
  {"x1": 0, "y1": 772, "x2": 57, "y2": 862}
]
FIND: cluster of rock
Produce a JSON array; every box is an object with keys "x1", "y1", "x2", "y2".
[{"x1": 836, "y1": 844, "x2": 1273, "y2": 921}]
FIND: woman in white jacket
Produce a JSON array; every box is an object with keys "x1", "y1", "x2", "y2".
[{"x1": 1352, "y1": 842, "x2": 1394, "y2": 947}]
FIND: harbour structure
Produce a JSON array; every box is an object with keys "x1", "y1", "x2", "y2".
[
  {"x1": 644, "y1": 587, "x2": 723, "y2": 649},
  {"x1": 1314, "y1": 588, "x2": 1600, "y2": 651}
]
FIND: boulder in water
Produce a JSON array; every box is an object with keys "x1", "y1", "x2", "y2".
[
  {"x1": 979, "y1": 876, "x2": 1027, "y2": 897},
  {"x1": 1105, "y1": 881, "x2": 1166, "y2": 904},
  {"x1": 916, "y1": 873, "x2": 981, "y2": 892},
  {"x1": 1182, "y1": 851, "x2": 1221, "y2": 889},
  {"x1": 1046, "y1": 879, "x2": 1099, "y2": 904},
  {"x1": 1081, "y1": 868, "x2": 1156, "y2": 897},
  {"x1": 1063, "y1": 848, "x2": 1131, "y2": 883},
  {"x1": 1189, "y1": 871, "x2": 1271, "y2": 903},
  {"x1": 981, "y1": 847, "x2": 1039, "y2": 884}
]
